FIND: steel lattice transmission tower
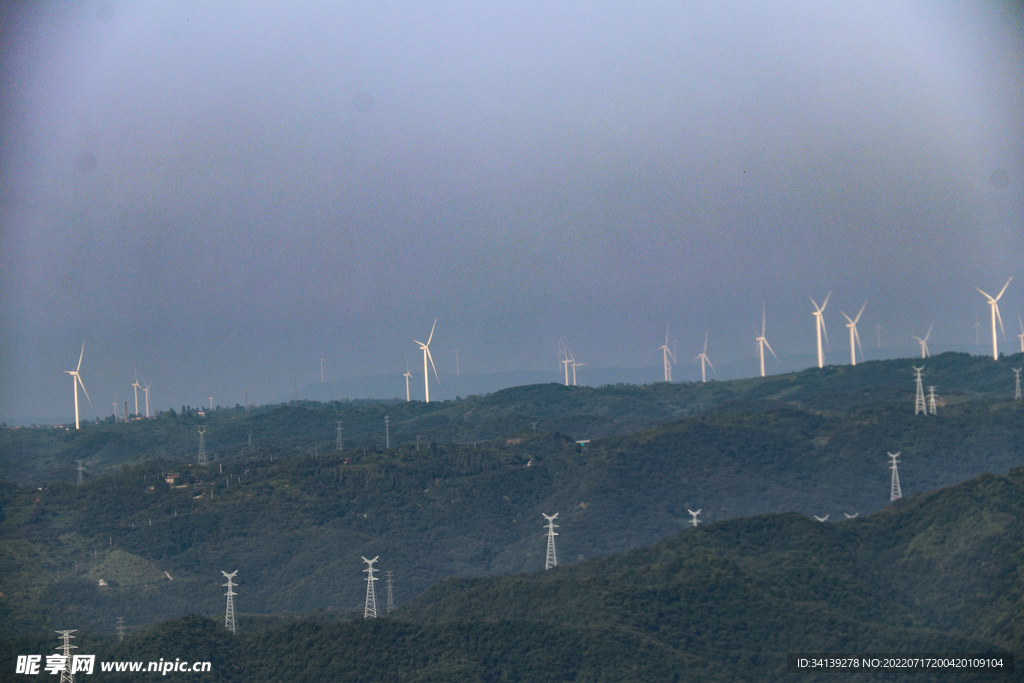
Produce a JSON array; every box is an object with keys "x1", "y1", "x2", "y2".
[
  {"x1": 76, "y1": 460, "x2": 84, "y2": 485},
  {"x1": 688, "y1": 509, "x2": 702, "y2": 527},
  {"x1": 336, "y1": 422, "x2": 343, "y2": 451},
  {"x1": 385, "y1": 570, "x2": 395, "y2": 615},
  {"x1": 913, "y1": 366, "x2": 926, "y2": 415},
  {"x1": 543, "y1": 513, "x2": 559, "y2": 569},
  {"x1": 927, "y1": 386, "x2": 938, "y2": 415},
  {"x1": 115, "y1": 617, "x2": 125, "y2": 642},
  {"x1": 362, "y1": 556, "x2": 379, "y2": 618},
  {"x1": 55, "y1": 629, "x2": 77, "y2": 683},
  {"x1": 221, "y1": 570, "x2": 238, "y2": 634},
  {"x1": 889, "y1": 452, "x2": 902, "y2": 502},
  {"x1": 198, "y1": 426, "x2": 208, "y2": 466},
  {"x1": 1014, "y1": 368, "x2": 1022, "y2": 401}
]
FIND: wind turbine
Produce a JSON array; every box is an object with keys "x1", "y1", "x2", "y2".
[
  {"x1": 695, "y1": 332, "x2": 715, "y2": 383},
  {"x1": 64, "y1": 343, "x2": 91, "y2": 429},
  {"x1": 1017, "y1": 311, "x2": 1024, "y2": 354},
  {"x1": 131, "y1": 367, "x2": 142, "y2": 417},
  {"x1": 414, "y1": 319, "x2": 439, "y2": 402},
  {"x1": 977, "y1": 278, "x2": 1012, "y2": 360},
  {"x1": 558, "y1": 341, "x2": 571, "y2": 386},
  {"x1": 142, "y1": 381, "x2": 152, "y2": 418},
  {"x1": 403, "y1": 356, "x2": 413, "y2": 402},
  {"x1": 913, "y1": 323, "x2": 933, "y2": 359},
  {"x1": 658, "y1": 326, "x2": 675, "y2": 382},
  {"x1": 755, "y1": 304, "x2": 778, "y2": 377},
  {"x1": 840, "y1": 302, "x2": 866, "y2": 366},
  {"x1": 810, "y1": 293, "x2": 830, "y2": 368},
  {"x1": 568, "y1": 349, "x2": 586, "y2": 386}
]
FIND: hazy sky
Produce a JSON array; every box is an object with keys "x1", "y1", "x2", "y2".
[{"x1": 1, "y1": 1, "x2": 1022, "y2": 423}]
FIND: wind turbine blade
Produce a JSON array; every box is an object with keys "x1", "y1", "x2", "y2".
[
  {"x1": 977, "y1": 287, "x2": 994, "y2": 302},
  {"x1": 761, "y1": 303, "x2": 766, "y2": 336},
  {"x1": 995, "y1": 303, "x2": 1005, "y2": 337},
  {"x1": 77, "y1": 375, "x2": 92, "y2": 404},
  {"x1": 822, "y1": 291, "x2": 831, "y2": 309},
  {"x1": 76, "y1": 343, "x2": 85, "y2": 373},
  {"x1": 426, "y1": 318, "x2": 437, "y2": 346},
  {"x1": 426, "y1": 347, "x2": 439, "y2": 381},
  {"x1": 809, "y1": 296, "x2": 821, "y2": 313},
  {"x1": 763, "y1": 338, "x2": 779, "y2": 361},
  {"x1": 706, "y1": 356, "x2": 716, "y2": 374},
  {"x1": 667, "y1": 348, "x2": 676, "y2": 363},
  {"x1": 925, "y1": 322, "x2": 933, "y2": 341},
  {"x1": 996, "y1": 277, "x2": 1012, "y2": 301},
  {"x1": 853, "y1": 301, "x2": 867, "y2": 324},
  {"x1": 703, "y1": 330, "x2": 708, "y2": 354},
  {"x1": 841, "y1": 312, "x2": 853, "y2": 325}
]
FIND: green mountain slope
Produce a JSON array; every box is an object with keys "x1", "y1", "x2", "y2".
[{"x1": 20, "y1": 464, "x2": 1022, "y2": 683}]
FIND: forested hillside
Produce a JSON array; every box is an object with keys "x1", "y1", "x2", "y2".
[{"x1": 8, "y1": 464, "x2": 1022, "y2": 682}]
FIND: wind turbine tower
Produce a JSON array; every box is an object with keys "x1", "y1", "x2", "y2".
[
  {"x1": 889, "y1": 452, "x2": 902, "y2": 502},
  {"x1": 141, "y1": 381, "x2": 152, "y2": 418},
  {"x1": 131, "y1": 369, "x2": 141, "y2": 418},
  {"x1": 913, "y1": 323, "x2": 933, "y2": 359},
  {"x1": 913, "y1": 366, "x2": 926, "y2": 415},
  {"x1": 1014, "y1": 368, "x2": 1022, "y2": 401},
  {"x1": 54, "y1": 629, "x2": 77, "y2": 683},
  {"x1": 810, "y1": 293, "x2": 830, "y2": 368},
  {"x1": 1017, "y1": 313, "x2": 1024, "y2": 353},
  {"x1": 198, "y1": 426, "x2": 208, "y2": 466},
  {"x1": 543, "y1": 513, "x2": 559, "y2": 569},
  {"x1": 755, "y1": 304, "x2": 778, "y2": 377},
  {"x1": 841, "y1": 302, "x2": 866, "y2": 366},
  {"x1": 977, "y1": 278, "x2": 1012, "y2": 360},
  {"x1": 362, "y1": 556, "x2": 379, "y2": 618},
  {"x1": 221, "y1": 571, "x2": 238, "y2": 634},
  {"x1": 658, "y1": 326, "x2": 675, "y2": 382},
  {"x1": 414, "y1": 319, "x2": 439, "y2": 402},
  {"x1": 688, "y1": 509, "x2": 702, "y2": 527},
  {"x1": 695, "y1": 332, "x2": 715, "y2": 383},
  {"x1": 403, "y1": 356, "x2": 413, "y2": 402},
  {"x1": 64, "y1": 343, "x2": 91, "y2": 429}
]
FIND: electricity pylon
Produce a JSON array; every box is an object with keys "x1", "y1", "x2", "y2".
[
  {"x1": 55, "y1": 630, "x2": 77, "y2": 683},
  {"x1": 222, "y1": 571, "x2": 237, "y2": 634},
  {"x1": 543, "y1": 513, "x2": 559, "y2": 569},
  {"x1": 889, "y1": 452, "x2": 902, "y2": 503},
  {"x1": 115, "y1": 617, "x2": 125, "y2": 642},
  {"x1": 927, "y1": 386, "x2": 937, "y2": 415},
  {"x1": 1014, "y1": 368, "x2": 1022, "y2": 401},
  {"x1": 913, "y1": 366, "x2": 926, "y2": 415},
  {"x1": 198, "y1": 426, "x2": 208, "y2": 466},
  {"x1": 76, "y1": 460, "x2": 84, "y2": 485},
  {"x1": 362, "y1": 556, "x2": 379, "y2": 618},
  {"x1": 688, "y1": 509, "x2": 702, "y2": 527},
  {"x1": 336, "y1": 422, "x2": 343, "y2": 451},
  {"x1": 385, "y1": 571, "x2": 395, "y2": 615}
]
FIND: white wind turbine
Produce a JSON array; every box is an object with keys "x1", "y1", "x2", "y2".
[
  {"x1": 695, "y1": 332, "x2": 715, "y2": 383},
  {"x1": 840, "y1": 302, "x2": 866, "y2": 366},
  {"x1": 977, "y1": 278, "x2": 1012, "y2": 360},
  {"x1": 1017, "y1": 311, "x2": 1024, "y2": 354},
  {"x1": 142, "y1": 381, "x2": 152, "y2": 418},
  {"x1": 558, "y1": 341, "x2": 571, "y2": 386},
  {"x1": 64, "y1": 343, "x2": 91, "y2": 429},
  {"x1": 810, "y1": 293, "x2": 830, "y2": 368},
  {"x1": 568, "y1": 348, "x2": 586, "y2": 386},
  {"x1": 913, "y1": 323, "x2": 933, "y2": 359},
  {"x1": 658, "y1": 326, "x2": 675, "y2": 382},
  {"x1": 131, "y1": 367, "x2": 142, "y2": 417},
  {"x1": 755, "y1": 304, "x2": 778, "y2": 377},
  {"x1": 414, "y1": 319, "x2": 439, "y2": 402},
  {"x1": 403, "y1": 356, "x2": 413, "y2": 402}
]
